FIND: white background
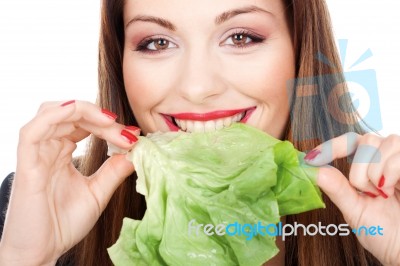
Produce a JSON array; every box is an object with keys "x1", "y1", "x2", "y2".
[{"x1": 0, "y1": 0, "x2": 399, "y2": 181}]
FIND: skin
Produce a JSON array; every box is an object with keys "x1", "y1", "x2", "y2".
[
  {"x1": 123, "y1": 0, "x2": 293, "y2": 264},
  {"x1": 0, "y1": 0, "x2": 399, "y2": 265},
  {"x1": 122, "y1": 0, "x2": 294, "y2": 138}
]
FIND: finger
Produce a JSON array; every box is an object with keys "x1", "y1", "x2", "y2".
[
  {"x1": 305, "y1": 132, "x2": 383, "y2": 194},
  {"x1": 367, "y1": 135, "x2": 400, "y2": 192},
  {"x1": 106, "y1": 126, "x2": 141, "y2": 156},
  {"x1": 45, "y1": 138, "x2": 78, "y2": 168},
  {"x1": 36, "y1": 100, "x2": 74, "y2": 114},
  {"x1": 15, "y1": 138, "x2": 78, "y2": 188},
  {"x1": 77, "y1": 123, "x2": 139, "y2": 149},
  {"x1": 304, "y1": 132, "x2": 361, "y2": 166},
  {"x1": 124, "y1": 126, "x2": 141, "y2": 136},
  {"x1": 379, "y1": 153, "x2": 400, "y2": 196},
  {"x1": 49, "y1": 123, "x2": 91, "y2": 143},
  {"x1": 64, "y1": 127, "x2": 91, "y2": 143},
  {"x1": 17, "y1": 101, "x2": 116, "y2": 170},
  {"x1": 62, "y1": 100, "x2": 119, "y2": 124},
  {"x1": 317, "y1": 166, "x2": 362, "y2": 225},
  {"x1": 20, "y1": 100, "x2": 117, "y2": 145},
  {"x1": 38, "y1": 100, "x2": 119, "y2": 124},
  {"x1": 46, "y1": 120, "x2": 140, "y2": 150},
  {"x1": 17, "y1": 108, "x2": 77, "y2": 171},
  {"x1": 89, "y1": 154, "x2": 135, "y2": 212},
  {"x1": 44, "y1": 101, "x2": 139, "y2": 150},
  {"x1": 349, "y1": 134, "x2": 382, "y2": 194}
]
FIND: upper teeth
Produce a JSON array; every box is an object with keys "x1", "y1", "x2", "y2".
[{"x1": 174, "y1": 112, "x2": 245, "y2": 133}]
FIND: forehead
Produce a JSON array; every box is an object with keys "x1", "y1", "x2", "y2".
[{"x1": 123, "y1": 0, "x2": 285, "y2": 25}]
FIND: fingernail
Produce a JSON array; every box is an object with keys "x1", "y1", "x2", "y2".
[
  {"x1": 121, "y1": 129, "x2": 138, "y2": 144},
  {"x1": 102, "y1": 109, "x2": 118, "y2": 120},
  {"x1": 378, "y1": 176, "x2": 385, "y2": 188},
  {"x1": 60, "y1": 100, "x2": 75, "y2": 107},
  {"x1": 125, "y1": 126, "x2": 141, "y2": 132},
  {"x1": 304, "y1": 149, "x2": 321, "y2": 161},
  {"x1": 377, "y1": 189, "x2": 388, "y2": 199},
  {"x1": 364, "y1": 192, "x2": 378, "y2": 198}
]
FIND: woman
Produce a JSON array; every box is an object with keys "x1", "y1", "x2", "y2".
[{"x1": 0, "y1": 0, "x2": 399, "y2": 265}]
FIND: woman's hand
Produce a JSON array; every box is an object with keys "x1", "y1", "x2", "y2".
[
  {"x1": 0, "y1": 100, "x2": 140, "y2": 265},
  {"x1": 306, "y1": 132, "x2": 400, "y2": 266}
]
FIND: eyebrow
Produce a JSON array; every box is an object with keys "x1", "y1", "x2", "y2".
[
  {"x1": 125, "y1": 5, "x2": 273, "y2": 30},
  {"x1": 125, "y1": 15, "x2": 176, "y2": 31},
  {"x1": 215, "y1": 5, "x2": 273, "y2": 25}
]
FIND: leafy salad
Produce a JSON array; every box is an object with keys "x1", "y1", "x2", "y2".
[{"x1": 108, "y1": 123, "x2": 324, "y2": 266}]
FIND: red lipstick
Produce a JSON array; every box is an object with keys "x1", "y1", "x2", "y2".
[
  {"x1": 162, "y1": 116, "x2": 180, "y2": 131},
  {"x1": 240, "y1": 107, "x2": 256, "y2": 123},
  {"x1": 162, "y1": 107, "x2": 257, "y2": 131},
  {"x1": 166, "y1": 107, "x2": 252, "y2": 121}
]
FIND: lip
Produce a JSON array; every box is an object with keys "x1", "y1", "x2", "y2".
[
  {"x1": 163, "y1": 115, "x2": 180, "y2": 131},
  {"x1": 240, "y1": 107, "x2": 256, "y2": 123},
  {"x1": 165, "y1": 107, "x2": 255, "y2": 121},
  {"x1": 162, "y1": 107, "x2": 256, "y2": 131}
]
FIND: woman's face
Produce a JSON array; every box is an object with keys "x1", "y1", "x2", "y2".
[{"x1": 123, "y1": 0, "x2": 295, "y2": 138}]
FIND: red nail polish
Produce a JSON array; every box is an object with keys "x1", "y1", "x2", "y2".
[
  {"x1": 377, "y1": 189, "x2": 388, "y2": 199},
  {"x1": 121, "y1": 129, "x2": 138, "y2": 144},
  {"x1": 364, "y1": 192, "x2": 378, "y2": 198},
  {"x1": 125, "y1": 126, "x2": 141, "y2": 132},
  {"x1": 304, "y1": 149, "x2": 321, "y2": 161},
  {"x1": 102, "y1": 109, "x2": 118, "y2": 120},
  {"x1": 60, "y1": 100, "x2": 75, "y2": 107},
  {"x1": 378, "y1": 176, "x2": 385, "y2": 188}
]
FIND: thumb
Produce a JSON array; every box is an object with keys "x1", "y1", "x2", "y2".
[
  {"x1": 317, "y1": 166, "x2": 361, "y2": 223},
  {"x1": 89, "y1": 154, "x2": 135, "y2": 211}
]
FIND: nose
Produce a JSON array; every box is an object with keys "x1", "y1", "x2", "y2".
[{"x1": 174, "y1": 47, "x2": 227, "y2": 104}]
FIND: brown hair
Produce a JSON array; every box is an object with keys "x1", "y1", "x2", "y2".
[
  {"x1": 60, "y1": 0, "x2": 381, "y2": 265},
  {"x1": 283, "y1": 1, "x2": 380, "y2": 265}
]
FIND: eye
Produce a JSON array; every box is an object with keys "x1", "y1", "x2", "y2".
[
  {"x1": 147, "y1": 38, "x2": 176, "y2": 50},
  {"x1": 227, "y1": 33, "x2": 252, "y2": 46},
  {"x1": 222, "y1": 30, "x2": 265, "y2": 48},
  {"x1": 136, "y1": 37, "x2": 177, "y2": 53}
]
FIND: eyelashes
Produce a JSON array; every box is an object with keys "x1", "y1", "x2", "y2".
[
  {"x1": 134, "y1": 29, "x2": 266, "y2": 54},
  {"x1": 135, "y1": 37, "x2": 177, "y2": 54},
  {"x1": 222, "y1": 30, "x2": 265, "y2": 47}
]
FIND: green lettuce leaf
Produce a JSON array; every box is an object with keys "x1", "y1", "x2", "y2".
[{"x1": 108, "y1": 123, "x2": 324, "y2": 266}]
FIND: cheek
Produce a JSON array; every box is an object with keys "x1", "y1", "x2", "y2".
[
  {"x1": 226, "y1": 49, "x2": 295, "y2": 108},
  {"x1": 122, "y1": 59, "x2": 165, "y2": 134},
  {"x1": 223, "y1": 45, "x2": 295, "y2": 137},
  {"x1": 123, "y1": 60, "x2": 161, "y2": 113},
  {"x1": 123, "y1": 55, "x2": 180, "y2": 133}
]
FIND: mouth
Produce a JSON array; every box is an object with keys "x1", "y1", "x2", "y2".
[{"x1": 162, "y1": 107, "x2": 256, "y2": 133}]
